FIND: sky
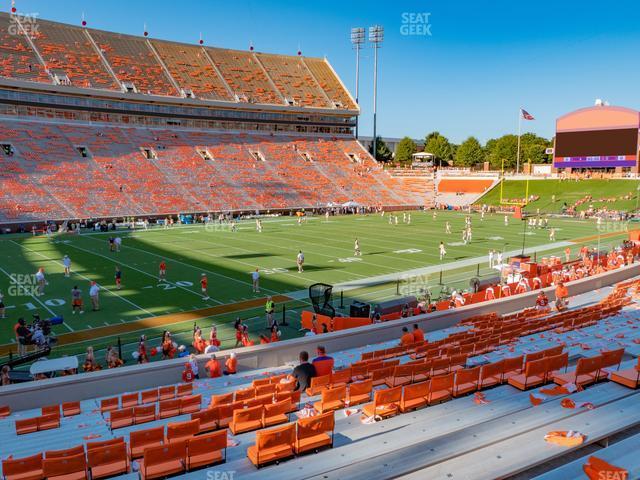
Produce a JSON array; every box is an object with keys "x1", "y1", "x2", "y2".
[{"x1": 10, "y1": 0, "x2": 640, "y2": 143}]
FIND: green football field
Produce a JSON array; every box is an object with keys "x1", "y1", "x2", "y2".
[
  {"x1": 477, "y1": 179, "x2": 640, "y2": 213},
  {"x1": 0, "y1": 210, "x2": 624, "y2": 366}
]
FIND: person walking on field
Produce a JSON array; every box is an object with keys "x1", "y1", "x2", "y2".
[
  {"x1": 200, "y1": 273, "x2": 210, "y2": 301},
  {"x1": 62, "y1": 255, "x2": 71, "y2": 277},
  {"x1": 439, "y1": 241, "x2": 447, "y2": 261},
  {"x1": 158, "y1": 260, "x2": 166, "y2": 282},
  {"x1": 296, "y1": 250, "x2": 305, "y2": 273},
  {"x1": 252, "y1": 268, "x2": 260, "y2": 293},
  {"x1": 354, "y1": 238, "x2": 361, "y2": 256},
  {"x1": 89, "y1": 281, "x2": 100, "y2": 311}
]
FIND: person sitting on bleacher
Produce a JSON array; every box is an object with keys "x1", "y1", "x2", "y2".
[
  {"x1": 291, "y1": 350, "x2": 316, "y2": 392},
  {"x1": 312, "y1": 346, "x2": 334, "y2": 376},
  {"x1": 400, "y1": 327, "x2": 414, "y2": 347},
  {"x1": 412, "y1": 324, "x2": 425, "y2": 343}
]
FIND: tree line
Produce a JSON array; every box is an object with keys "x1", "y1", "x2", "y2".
[{"x1": 369, "y1": 131, "x2": 553, "y2": 169}]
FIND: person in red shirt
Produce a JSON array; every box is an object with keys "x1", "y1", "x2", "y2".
[
  {"x1": 412, "y1": 324, "x2": 425, "y2": 343},
  {"x1": 270, "y1": 325, "x2": 280, "y2": 342},
  {"x1": 535, "y1": 290, "x2": 550, "y2": 311},
  {"x1": 400, "y1": 327, "x2": 414, "y2": 346},
  {"x1": 259, "y1": 334, "x2": 270, "y2": 344},
  {"x1": 192, "y1": 326, "x2": 206, "y2": 354},
  {"x1": 137, "y1": 335, "x2": 148, "y2": 364},
  {"x1": 181, "y1": 363, "x2": 195, "y2": 383},
  {"x1": 208, "y1": 325, "x2": 221, "y2": 348},
  {"x1": 234, "y1": 318, "x2": 243, "y2": 348},
  {"x1": 159, "y1": 260, "x2": 166, "y2": 282},
  {"x1": 224, "y1": 353, "x2": 237, "y2": 375},
  {"x1": 241, "y1": 325, "x2": 254, "y2": 346},
  {"x1": 200, "y1": 273, "x2": 209, "y2": 301},
  {"x1": 564, "y1": 247, "x2": 571, "y2": 263},
  {"x1": 555, "y1": 282, "x2": 569, "y2": 311},
  {"x1": 205, "y1": 354, "x2": 222, "y2": 378}
]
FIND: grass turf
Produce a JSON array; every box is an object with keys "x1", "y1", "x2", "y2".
[
  {"x1": 0, "y1": 210, "x2": 621, "y2": 365},
  {"x1": 476, "y1": 179, "x2": 640, "y2": 213}
]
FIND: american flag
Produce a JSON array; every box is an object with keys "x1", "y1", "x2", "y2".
[{"x1": 521, "y1": 108, "x2": 535, "y2": 120}]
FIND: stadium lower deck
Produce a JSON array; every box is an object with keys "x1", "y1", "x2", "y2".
[{"x1": 2, "y1": 279, "x2": 640, "y2": 479}]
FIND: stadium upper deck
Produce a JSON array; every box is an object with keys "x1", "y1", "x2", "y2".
[{"x1": 0, "y1": 12, "x2": 357, "y2": 111}]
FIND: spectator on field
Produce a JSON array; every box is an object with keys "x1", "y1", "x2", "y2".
[
  {"x1": 83, "y1": 346, "x2": 100, "y2": 371},
  {"x1": 291, "y1": 350, "x2": 316, "y2": 392},
  {"x1": 224, "y1": 352, "x2": 237, "y2": 375},
  {"x1": 106, "y1": 345, "x2": 123, "y2": 368},
  {"x1": 89, "y1": 281, "x2": 100, "y2": 311},
  {"x1": 312, "y1": 345, "x2": 334, "y2": 376},
  {"x1": 14, "y1": 318, "x2": 31, "y2": 356},
  {"x1": 412, "y1": 324, "x2": 425, "y2": 343},
  {"x1": 205, "y1": 354, "x2": 222, "y2": 378},
  {"x1": 400, "y1": 326, "x2": 414, "y2": 346}
]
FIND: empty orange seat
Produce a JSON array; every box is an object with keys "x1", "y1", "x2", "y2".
[
  {"x1": 138, "y1": 441, "x2": 187, "y2": 480},
  {"x1": 129, "y1": 426, "x2": 165, "y2": 459},
  {"x1": 158, "y1": 386, "x2": 176, "y2": 401},
  {"x1": 42, "y1": 453, "x2": 87, "y2": 480},
  {"x1": 305, "y1": 374, "x2": 331, "y2": 396},
  {"x1": 247, "y1": 423, "x2": 295, "y2": 468},
  {"x1": 610, "y1": 358, "x2": 640, "y2": 389},
  {"x1": 100, "y1": 398, "x2": 119, "y2": 413},
  {"x1": 210, "y1": 392, "x2": 233, "y2": 407},
  {"x1": 479, "y1": 360, "x2": 504, "y2": 389},
  {"x1": 2, "y1": 453, "x2": 43, "y2": 480},
  {"x1": 180, "y1": 394, "x2": 202, "y2": 414},
  {"x1": 385, "y1": 364, "x2": 414, "y2": 388},
  {"x1": 0, "y1": 405, "x2": 11, "y2": 418},
  {"x1": 45, "y1": 446, "x2": 85, "y2": 459},
  {"x1": 167, "y1": 419, "x2": 200, "y2": 443},
  {"x1": 141, "y1": 389, "x2": 159, "y2": 405},
  {"x1": 329, "y1": 368, "x2": 352, "y2": 388},
  {"x1": 313, "y1": 385, "x2": 346, "y2": 414},
  {"x1": 86, "y1": 443, "x2": 129, "y2": 479},
  {"x1": 347, "y1": 379, "x2": 372, "y2": 406},
  {"x1": 234, "y1": 387, "x2": 256, "y2": 402},
  {"x1": 454, "y1": 366, "x2": 481, "y2": 397},
  {"x1": 192, "y1": 407, "x2": 219, "y2": 433},
  {"x1": 501, "y1": 356, "x2": 524, "y2": 382},
  {"x1": 86, "y1": 438, "x2": 124, "y2": 451},
  {"x1": 263, "y1": 399, "x2": 290, "y2": 427},
  {"x1": 15, "y1": 417, "x2": 39, "y2": 435},
  {"x1": 362, "y1": 386, "x2": 402, "y2": 419},
  {"x1": 158, "y1": 399, "x2": 180, "y2": 419},
  {"x1": 428, "y1": 373, "x2": 454, "y2": 405},
  {"x1": 62, "y1": 402, "x2": 81, "y2": 417},
  {"x1": 554, "y1": 356, "x2": 602, "y2": 388},
  {"x1": 109, "y1": 408, "x2": 133, "y2": 429},
  {"x1": 36, "y1": 413, "x2": 60, "y2": 431},
  {"x1": 41, "y1": 405, "x2": 61, "y2": 417},
  {"x1": 230, "y1": 405, "x2": 263, "y2": 435},
  {"x1": 217, "y1": 402, "x2": 242, "y2": 429},
  {"x1": 295, "y1": 411, "x2": 335, "y2": 455},
  {"x1": 400, "y1": 381, "x2": 429, "y2": 412},
  {"x1": 120, "y1": 393, "x2": 139, "y2": 409},
  {"x1": 134, "y1": 404, "x2": 156, "y2": 424},
  {"x1": 176, "y1": 383, "x2": 193, "y2": 397},
  {"x1": 186, "y1": 430, "x2": 227, "y2": 470},
  {"x1": 255, "y1": 384, "x2": 276, "y2": 397}
]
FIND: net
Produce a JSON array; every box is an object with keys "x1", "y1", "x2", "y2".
[{"x1": 308, "y1": 283, "x2": 335, "y2": 318}]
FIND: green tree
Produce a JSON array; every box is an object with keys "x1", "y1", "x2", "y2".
[
  {"x1": 424, "y1": 132, "x2": 454, "y2": 165},
  {"x1": 485, "y1": 134, "x2": 518, "y2": 169},
  {"x1": 395, "y1": 137, "x2": 417, "y2": 164},
  {"x1": 520, "y1": 132, "x2": 552, "y2": 165},
  {"x1": 368, "y1": 136, "x2": 393, "y2": 162},
  {"x1": 456, "y1": 136, "x2": 484, "y2": 167}
]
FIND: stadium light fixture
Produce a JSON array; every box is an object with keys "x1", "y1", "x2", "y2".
[
  {"x1": 369, "y1": 25, "x2": 383, "y2": 161},
  {"x1": 351, "y1": 27, "x2": 365, "y2": 139}
]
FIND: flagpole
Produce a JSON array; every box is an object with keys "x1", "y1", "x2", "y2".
[{"x1": 516, "y1": 108, "x2": 522, "y2": 175}]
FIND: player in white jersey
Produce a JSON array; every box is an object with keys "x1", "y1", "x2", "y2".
[
  {"x1": 354, "y1": 238, "x2": 361, "y2": 256},
  {"x1": 504, "y1": 215, "x2": 509, "y2": 226},
  {"x1": 296, "y1": 250, "x2": 305, "y2": 273},
  {"x1": 439, "y1": 242, "x2": 447, "y2": 261},
  {"x1": 62, "y1": 255, "x2": 71, "y2": 277},
  {"x1": 445, "y1": 221, "x2": 451, "y2": 234},
  {"x1": 549, "y1": 228, "x2": 556, "y2": 242}
]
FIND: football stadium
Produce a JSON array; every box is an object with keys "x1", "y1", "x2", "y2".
[{"x1": 1, "y1": 3, "x2": 640, "y2": 480}]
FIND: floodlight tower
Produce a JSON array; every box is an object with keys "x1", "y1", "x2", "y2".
[
  {"x1": 350, "y1": 27, "x2": 365, "y2": 139},
  {"x1": 369, "y1": 25, "x2": 383, "y2": 160}
]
